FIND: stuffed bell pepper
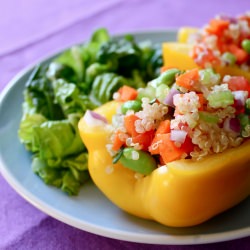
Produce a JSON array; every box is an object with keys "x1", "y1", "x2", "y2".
[
  {"x1": 78, "y1": 68, "x2": 250, "y2": 227},
  {"x1": 163, "y1": 12, "x2": 250, "y2": 81}
]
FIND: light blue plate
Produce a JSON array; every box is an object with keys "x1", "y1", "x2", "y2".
[{"x1": 0, "y1": 30, "x2": 249, "y2": 245}]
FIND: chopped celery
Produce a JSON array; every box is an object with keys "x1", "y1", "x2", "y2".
[
  {"x1": 137, "y1": 85, "x2": 156, "y2": 101},
  {"x1": 199, "y1": 68, "x2": 220, "y2": 86},
  {"x1": 199, "y1": 111, "x2": 219, "y2": 123},
  {"x1": 207, "y1": 91, "x2": 234, "y2": 108},
  {"x1": 221, "y1": 52, "x2": 236, "y2": 65}
]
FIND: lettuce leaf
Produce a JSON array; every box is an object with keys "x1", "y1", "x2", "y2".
[
  {"x1": 54, "y1": 28, "x2": 110, "y2": 84},
  {"x1": 32, "y1": 154, "x2": 89, "y2": 195},
  {"x1": 18, "y1": 113, "x2": 47, "y2": 152},
  {"x1": 18, "y1": 28, "x2": 163, "y2": 195},
  {"x1": 32, "y1": 115, "x2": 84, "y2": 167},
  {"x1": 52, "y1": 79, "x2": 95, "y2": 116}
]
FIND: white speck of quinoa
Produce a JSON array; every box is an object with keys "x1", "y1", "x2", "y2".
[
  {"x1": 105, "y1": 165, "x2": 114, "y2": 174},
  {"x1": 158, "y1": 165, "x2": 168, "y2": 174}
]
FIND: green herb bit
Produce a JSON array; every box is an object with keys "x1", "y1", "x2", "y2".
[
  {"x1": 199, "y1": 111, "x2": 219, "y2": 123},
  {"x1": 112, "y1": 148, "x2": 124, "y2": 164},
  {"x1": 245, "y1": 98, "x2": 250, "y2": 115},
  {"x1": 237, "y1": 113, "x2": 250, "y2": 137}
]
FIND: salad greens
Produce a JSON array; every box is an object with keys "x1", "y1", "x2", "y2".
[{"x1": 18, "y1": 28, "x2": 163, "y2": 195}]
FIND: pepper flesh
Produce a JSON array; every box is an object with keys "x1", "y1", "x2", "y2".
[{"x1": 78, "y1": 101, "x2": 250, "y2": 227}]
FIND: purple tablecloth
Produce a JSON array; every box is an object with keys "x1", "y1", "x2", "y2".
[{"x1": 0, "y1": 1, "x2": 249, "y2": 249}]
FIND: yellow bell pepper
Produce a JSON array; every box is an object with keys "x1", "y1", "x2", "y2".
[
  {"x1": 163, "y1": 28, "x2": 250, "y2": 81},
  {"x1": 78, "y1": 101, "x2": 250, "y2": 227},
  {"x1": 162, "y1": 42, "x2": 198, "y2": 70},
  {"x1": 177, "y1": 27, "x2": 199, "y2": 43}
]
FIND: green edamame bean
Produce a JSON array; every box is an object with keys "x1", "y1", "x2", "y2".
[
  {"x1": 160, "y1": 68, "x2": 181, "y2": 85},
  {"x1": 121, "y1": 100, "x2": 142, "y2": 114},
  {"x1": 242, "y1": 39, "x2": 250, "y2": 54},
  {"x1": 119, "y1": 148, "x2": 157, "y2": 175},
  {"x1": 221, "y1": 52, "x2": 236, "y2": 65},
  {"x1": 150, "y1": 68, "x2": 181, "y2": 88}
]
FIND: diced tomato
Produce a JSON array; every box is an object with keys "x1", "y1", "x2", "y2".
[
  {"x1": 180, "y1": 136, "x2": 194, "y2": 154},
  {"x1": 132, "y1": 130, "x2": 155, "y2": 151},
  {"x1": 227, "y1": 76, "x2": 250, "y2": 96},
  {"x1": 228, "y1": 44, "x2": 248, "y2": 64}
]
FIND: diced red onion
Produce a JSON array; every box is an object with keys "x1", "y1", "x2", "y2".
[
  {"x1": 164, "y1": 87, "x2": 180, "y2": 107},
  {"x1": 84, "y1": 110, "x2": 108, "y2": 126},
  {"x1": 232, "y1": 91, "x2": 248, "y2": 108},
  {"x1": 218, "y1": 15, "x2": 237, "y2": 24},
  {"x1": 170, "y1": 129, "x2": 187, "y2": 144},
  {"x1": 223, "y1": 117, "x2": 241, "y2": 134}
]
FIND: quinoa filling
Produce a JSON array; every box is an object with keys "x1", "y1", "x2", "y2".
[{"x1": 106, "y1": 68, "x2": 250, "y2": 173}]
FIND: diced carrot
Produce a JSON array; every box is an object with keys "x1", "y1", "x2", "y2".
[
  {"x1": 175, "y1": 68, "x2": 199, "y2": 90},
  {"x1": 112, "y1": 131, "x2": 125, "y2": 151},
  {"x1": 149, "y1": 134, "x2": 163, "y2": 155},
  {"x1": 117, "y1": 85, "x2": 138, "y2": 102},
  {"x1": 155, "y1": 120, "x2": 171, "y2": 135},
  {"x1": 206, "y1": 19, "x2": 229, "y2": 35},
  {"x1": 124, "y1": 114, "x2": 139, "y2": 136},
  {"x1": 149, "y1": 120, "x2": 171, "y2": 155},
  {"x1": 132, "y1": 130, "x2": 155, "y2": 151},
  {"x1": 197, "y1": 93, "x2": 205, "y2": 110},
  {"x1": 158, "y1": 133, "x2": 185, "y2": 164},
  {"x1": 228, "y1": 44, "x2": 248, "y2": 64}
]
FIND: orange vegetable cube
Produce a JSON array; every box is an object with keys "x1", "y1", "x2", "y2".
[{"x1": 117, "y1": 85, "x2": 138, "y2": 102}]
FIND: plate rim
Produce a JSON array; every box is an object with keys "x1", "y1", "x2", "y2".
[{"x1": 0, "y1": 29, "x2": 250, "y2": 245}]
